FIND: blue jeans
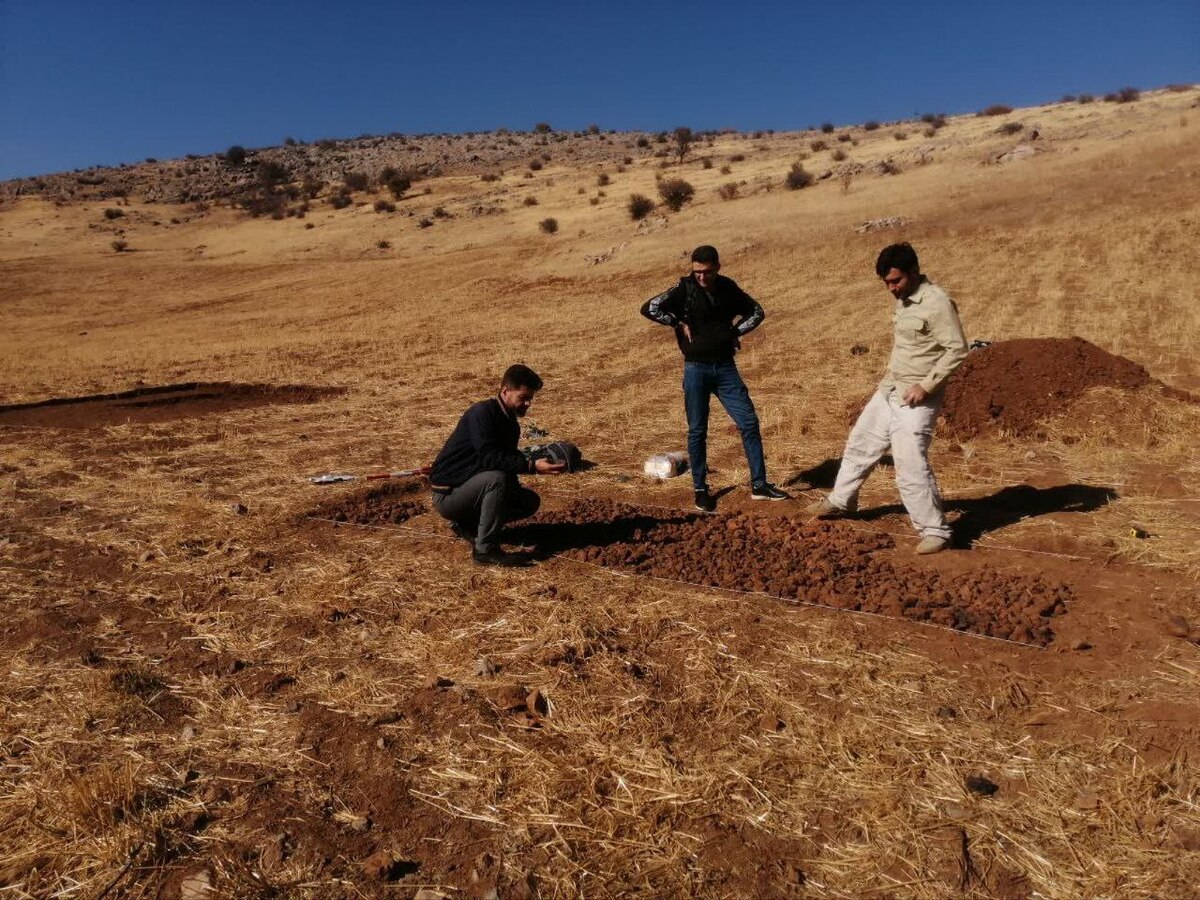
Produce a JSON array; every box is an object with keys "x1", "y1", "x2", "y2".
[{"x1": 683, "y1": 361, "x2": 767, "y2": 492}]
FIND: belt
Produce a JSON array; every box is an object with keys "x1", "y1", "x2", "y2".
[{"x1": 430, "y1": 484, "x2": 453, "y2": 495}]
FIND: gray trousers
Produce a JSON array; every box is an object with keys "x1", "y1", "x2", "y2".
[{"x1": 432, "y1": 470, "x2": 540, "y2": 553}]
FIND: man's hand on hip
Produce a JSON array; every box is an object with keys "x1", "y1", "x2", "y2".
[
  {"x1": 679, "y1": 323, "x2": 692, "y2": 343},
  {"x1": 534, "y1": 459, "x2": 568, "y2": 475},
  {"x1": 902, "y1": 385, "x2": 929, "y2": 407}
]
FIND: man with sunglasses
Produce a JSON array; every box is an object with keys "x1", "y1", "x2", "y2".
[
  {"x1": 809, "y1": 243, "x2": 968, "y2": 554},
  {"x1": 640, "y1": 245, "x2": 789, "y2": 512}
]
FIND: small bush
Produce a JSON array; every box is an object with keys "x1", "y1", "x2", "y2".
[
  {"x1": 657, "y1": 178, "x2": 694, "y2": 211},
  {"x1": 374, "y1": 199, "x2": 396, "y2": 213},
  {"x1": 995, "y1": 121, "x2": 1023, "y2": 136},
  {"x1": 837, "y1": 132, "x2": 852, "y2": 142},
  {"x1": 433, "y1": 206, "x2": 450, "y2": 218},
  {"x1": 1060, "y1": 94, "x2": 1077, "y2": 103},
  {"x1": 589, "y1": 197, "x2": 600, "y2": 206},
  {"x1": 628, "y1": 193, "x2": 656, "y2": 220},
  {"x1": 1078, "y1": 94, "x2": 1095, "y2": 104},
  {"x1": 863, "y1": 120, "x2": 880, "y2": 131},
  {"x1": 719, "y1": 164, "x2": 731, "y2": 175},
  {"x1": 342, "y1": 171, "x2": 369, "y2": 191},
  {"x1": 480, "y1": 173, "x2": 500, "y2": 182},
  {"x1": 111, "y1": 240, "x2": 128, "y2": 252},
  {"x1": 539, "y1": 217, "x2": 558, "y2": 234},
  {"x1": 820, "y1": 122, "x2": 835, "y2": 133},
  {"x1": 701, "y1": 157, "x2": 712, "y2": 169},
  {"x1": 717, "y1": 182, "x2": 738, "y2": 200},
  {"x1": 978, "y1": 104, "x2": 1013, "y2": 117},
  {"x1": 597, "y1": 173, "x2": 610, "y2": 186},
  {"x1": 376, "y1": 240, "x2": 391, "y2": 249},
  {"x1": 528, "y1": 159, "x2": 543, "y2": 171},
  {"x1": 784, "y1": 163, "x2": 813, "y2": 190},
  {"x1": 386, "y1": 175, "x2": 411, "y2": 199},
  {"x1": 673, "y1": 126, "x2": 694, "y2": 163},
  {"x1": 920, "y1": 113, "x2": 947, "y2": 128},
  {"x1": 729, "y1": 153, "x2": 745, "y2": 162},
  {"x1": 831, "y1": 148, "x2": 848, "y2": 161},
  {"x1": 636, "y1": 136, "x2": 650, "y2": 148},
  {"x1": 418, "y1": 217, "x2": 433, "y2": 228},
  {"x1": 522, "y1": 196, "x2": 539, "y2": 208},
  {"x1": 1165, "y1": 84, "x2": 1193, "y2": 93},
  {"x1": 224, "y1": 145, "x2": 247, "y2": 166},
  {"x1": 301, "y1": 177, "x2": 325, "y2": 199},
  {"x1": 329, "y1": 191, "x2": 353, "y2": 209},
  {"x1": 534, "y1": 122, "x2": 552, "y2": 134},
  {"x1": 810, "y1": 139, "x2": 828, "y2": 152},
  {"x1": 103, "y1": 207, "x2": 124, "y2": 220},
  {"x1": 258, "y1": 160, "x2": 291, "y2": 187},
  {"x1": 623, "y1": 156, "x2": 633, "y2": 165},
  {"x1": 893, "y1": 130, "x2": 908, "y2": 140},
  {"x1": 1105, "y1": 86, "x2": 1140, "y2": 103}
]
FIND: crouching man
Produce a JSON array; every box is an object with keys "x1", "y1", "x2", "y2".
[
  {"x1": 430, "y1": 365, "x2": 565, "y2": 567},
  {"x1": 810, "y1": 243, "x2": 968, "y2": 554}
]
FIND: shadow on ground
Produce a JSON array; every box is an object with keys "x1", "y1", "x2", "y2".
[{"x1": 852, "y1": 483, "x2": 1118, "y2": 547}]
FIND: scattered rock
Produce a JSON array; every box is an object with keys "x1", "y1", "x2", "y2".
[
  {"x1": 260, "y1": 833, "x2": 290, "y2": 871},
  {"x1": 854, "y1": 216, "x2": 908, "y2": 233},
  {"x1": 491, "y1": 684, "x2": 530, "y2": 711},
  {"x1": 179, "y1": 869, "x2": 213, "y2": 899},
  {"x1": 1071, "y1": 639, "x2": 1093, "y2": 651},
  {"x1": 138, "y1": 550, "x2": 155, "y2": 564},
  {"x1": 965, "y1": 774, "x2": 999, "y2": 797},
  {"x1": 475, "y1": 655, "x2": 498, "y2": 677},
  {"x1": 936, "y1": 706, "x2": 958, "y2": 720},
  {"x1": 181, "y1": 725, "x2": 196, "y2": 741},
  {"x1": 510, "y1": 873, "x2": 538, "y2": 900},
  {"x1": 526, "y1": 689, "x2": 548, "y2": 716},
  {"x1": 230, "y1": 502, "x2": 248, "y2": 515},
  {"x1": 1073, "y1": 790, "x2": 1100, "y2": 811},
  {"x1": 850, "y1": 343, "x2": 869, "y2": 355},
  {"x1": 422, "y1": 675, "x2": 454, "y2": 690},
  {"x1": 361, "y1": 851, "x2": 420, "y2": 881},
  {"x1": 414, "y1": 890, "x2": 449, "y2": 900},
  {"x1": 759, "y1": 712, "x2": 786, "y2": 732},
  {"x1": 1164, "y1": 614, "x2": 1191, "y2": 638}
]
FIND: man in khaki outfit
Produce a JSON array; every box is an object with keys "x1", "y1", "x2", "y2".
[{"x1": 810, "y1": 243, "x2": 968, "y2": 553}]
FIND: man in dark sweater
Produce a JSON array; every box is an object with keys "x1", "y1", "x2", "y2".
[
  {"x1": 640, "y1": 245, "x2": 789, "y2": 512},
  {"x1": 430, "y1": 365, "x2": 565, "y2": 566}
]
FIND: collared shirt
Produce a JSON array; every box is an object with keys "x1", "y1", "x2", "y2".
[{"x1": 880, "y1": 277, "x2": 968, "y2": 396}]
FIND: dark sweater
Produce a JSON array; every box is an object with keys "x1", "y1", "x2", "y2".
[
  {"x1": 640, "y1": 274, "x2": 765, "y2": 362},
  {"x1": 430, "y1": 397, "x2": 532, "y2": 487}
]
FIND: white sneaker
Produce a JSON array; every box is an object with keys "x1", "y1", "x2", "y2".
[{"x1": 915, "y1": 536, "x2": 949, "y2": 555}]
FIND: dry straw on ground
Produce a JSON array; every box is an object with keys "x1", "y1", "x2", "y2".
[{"x1": 2, "y1": 87, "x2": 1199, "y2": 897}]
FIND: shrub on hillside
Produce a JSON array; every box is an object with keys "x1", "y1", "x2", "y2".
[
  {"x1": 893, "y1": 130, "x2": 908, "y2": 140},
  {"x1": 539, "y1": 217, "x2": 558, "y2": 234},
  {"x1": 810, "y1": 139, "x2": 828, "y2": 152},
  {"x1": 920, "y1": 113, "x2": 947, "y2": 128},
  {"x1": 837, "y1": 132, "x2": 852, "y2": 142},
  {"x1": 1165, "y1": 83, "x2": 1194, "y2": 93},
  {"x1": 301, "y1": 177, "x2": 325, "y2": 199},
  {"x1": 863, "y1": 120, "x2": 881, "y2": 131},
  {"x1": 597, "y1": 173, "x2": 610, "y2": 186},
  {"x1": 784, "y1": 163, "x2": 813, "y2": 190},
  {"x1": 978, "y1": 104, "x2": 1013, "y2": 116},
  {"x1": 111, "y1": 240, "x2": 128, "y2": 252},
  {"x1": 103, "y1": 208, "x2": 124, "y2": 220},
  {"x1": 329, "y1": 190, "x2": 353, "y2": 209},
  {"x1": 480, "y1": 173, "x2": 500, "y2": 182},
  {"x1": 1105, "y1": 86, "x2": 1140, "y2": 103},
  {"x1": 376, "y1": 240, "x2": 391, "y2": 249},
  {"x1": 224, "y1": 145, "x2": 247, "y2": 166},
  {"x1": 673, "y1": 126, "x2": 694, "y2": 163},
  {"x1": 1077, "y1": 94, "x2": 1095, "y2": 104},
  {"x1": 417, "y1": 217, "x2": 433, "y2": 228},
  {"x1": 374, "y1": 199, "x2": 396, "y2": 213},
  {"x1": 342, "y1": 171, "x2": 369, "y2": 192},
  {"x1": 534, "y1": 122, "x2": 552, "y2": 134},
  {"x1": 524, "y1": 196, "x2": 539, "y2": 206},
  {"x1": 995, "y1": 121, "x2": 1023, "y2": 135},
  {"x1": 831, "y1": 148, "x2": 848, "y2": 161},
  {"x1": 257, "y1": 160, "x2": 290, "y2": 188},
  {"x1": 628, "y1": 193, "x2": 655, "y2": 220},
  {"x1": 820, "y1": 122, "x2": 835, "y2": 133},
  {"x1": 529, "y1": 159, "x2": 543, "y2": 171},
  {"x1": 717, "y1": 182, "x2": 738, "y2": 200},
  {"x1": 636, "y1": 136, "x2": 650, "y2": 148},
  {"x1": 657, "y1": 178, "x2": 694, "y2": 212}
]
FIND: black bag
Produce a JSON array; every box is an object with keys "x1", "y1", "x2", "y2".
[{"x1": 522, "y1": 441, "x2": 582, "y2": 473}]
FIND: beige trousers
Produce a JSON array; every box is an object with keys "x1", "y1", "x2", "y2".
[{"x1": 828, "y1": 388, "x2": 950, "y2": 540}]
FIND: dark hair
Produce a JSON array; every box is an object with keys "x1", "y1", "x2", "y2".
[
  {"x1": 502, "y1": 364, "x2": 543, "y2": 392},
  {"x1": 690, "y1": 245, "x2": 720, "y2": 266},
  {"x1": 875, "y1": 242, "x2": 919, "y2": 278}
]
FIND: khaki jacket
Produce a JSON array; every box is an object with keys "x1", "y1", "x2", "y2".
[{"x1": 880, "y1": 277, "x2": 968, "y2": 396}]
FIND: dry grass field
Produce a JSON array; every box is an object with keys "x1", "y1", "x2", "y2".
[{"x1": 2, "y1": 89, "x2": 1200, "y2": 898}]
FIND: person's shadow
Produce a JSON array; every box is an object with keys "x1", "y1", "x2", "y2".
[
  {"x1": 853, "y1": 483, "x2": 1118, "y2": 547},
  {"x1": 506, "y1": 506, "x2": 701, "y2": 557}
]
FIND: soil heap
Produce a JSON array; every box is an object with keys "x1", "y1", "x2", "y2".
[
  {"x1": 511, "y1": 499, "x2": 1070, "y2": 646},
  {"x1": 940, "y1": 337, "x2": 1153, "y2": 439}
]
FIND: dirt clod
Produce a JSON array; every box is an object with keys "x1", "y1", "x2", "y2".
[
  {"x1": 307, "y1": 480, "x2": 428, "y2": 527},
  {"x1": 1164, "y1": 614, "x2": 1192, "y2": 639},
  {"x1": 422, "y1": 675, "x2": 454, "y2": 690},
  {"x1": 965, "y1": 774, "x2": 1000, "y2": 797}
]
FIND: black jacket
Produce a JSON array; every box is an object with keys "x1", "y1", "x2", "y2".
[
  {"x1": 430, "y1": 397, "x2": 532, "y2": 487},
  {"x1": 640, "y1": 274, "x2": 765, "y2": 362}
]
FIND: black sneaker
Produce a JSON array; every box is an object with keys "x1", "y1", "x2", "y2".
[
  {"x1": 449, "y1": 522, "x2": 476, "y2": 544},
  {"x1": 751, "y1": 483, "x2": 790, "y2": 501},
  {"x1": 694, "y1": 489, "x2": 717, "y2": 513},
  {"x1": 471, "y1": 548, "x2": 531, "y2": 568}
]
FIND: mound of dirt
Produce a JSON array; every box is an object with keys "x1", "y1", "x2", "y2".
[
  {"x1": 511, "y1": 500, "x2": 1070, "y2": 646},
  {"x1": 0, "y1": 382, "x2": 342, "y2": 428},
  {"x1": 306, "y1": 480, "x2": 428, "y2": 527},
  {"x1": 940, "y1": 338, "x2": 1153, "y2": 439}
]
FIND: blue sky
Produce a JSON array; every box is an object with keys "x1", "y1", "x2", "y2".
[{"x1": 1, "y1": 0, "x2": 1196, "y2": 180}]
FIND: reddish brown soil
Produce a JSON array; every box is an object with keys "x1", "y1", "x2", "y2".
[
  {"x1": 0, "y1": 382, "x2": 342, "y2": 428},
  {"x1": 509, "y1": 499, "x2": 1070, "y2": 646},
  {"x1": 940, "y1": 337, "x2": 1153, "y2": 439},
  {"x1": 306, "y1": 479, "x2": 429, "y2": 526}
]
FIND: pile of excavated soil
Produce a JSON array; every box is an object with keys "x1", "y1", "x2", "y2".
[
  {"x1": 306, "y1": 480, "x2": 428, "y2": 527},
  {"x1": 940, "y1": 338, "x2": 1153, "y2": 439},
  {"x1": 511, "y1": 500, "x2": 1070, "y2": 646},
  {"x1": 0, "y1": 382, "x2": 343, "y2": 428}
]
